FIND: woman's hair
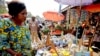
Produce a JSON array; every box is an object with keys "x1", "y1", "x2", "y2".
[{"x1": 8, "y1": 1, "x2": 26, "y2": 16}]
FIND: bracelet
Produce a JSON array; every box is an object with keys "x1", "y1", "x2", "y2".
[{"x1": 2, "y1": 46, "x2": 6, "y2": 50}]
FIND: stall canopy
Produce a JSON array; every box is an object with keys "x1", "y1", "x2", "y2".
[
  {"x1": 43, "y1": 11, "x2": 64, "y2": 22},
  {"x1": 83, "y1": 3, "x2": 100, "y2": 13}
]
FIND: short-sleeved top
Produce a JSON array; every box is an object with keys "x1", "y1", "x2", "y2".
[
  {"x1": 29, "y1": 20, "x2": 38, "y2": 33},
  {"x1": 0, "y1": 18, "x2": 31, "y2": 52}
]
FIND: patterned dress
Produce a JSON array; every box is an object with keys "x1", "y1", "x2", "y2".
[{"x1": 0, "y1": 18, "x2": 32, "y2": 56}]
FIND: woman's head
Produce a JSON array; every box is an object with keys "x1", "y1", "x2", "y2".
[
  {"x1": 8, "y1": 1, "x2": 27, "y2": 22},
  {"x1": 92, "y1": 12, "x2": 100, "y2": 20}
]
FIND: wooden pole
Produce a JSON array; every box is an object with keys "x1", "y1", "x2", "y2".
[{"x1": 46, "y1": 34, "x2": 59, "y2": 56}]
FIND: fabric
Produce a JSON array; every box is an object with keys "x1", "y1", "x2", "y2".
[{"x1": 0, "y1": 18, "x2": 32, "y2": 56}]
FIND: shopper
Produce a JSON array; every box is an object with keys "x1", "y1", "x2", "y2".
[{"x1": 0, "y1": 1, "x2": 32, "y2": 56}]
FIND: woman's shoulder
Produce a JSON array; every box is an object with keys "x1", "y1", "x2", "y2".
[
  {"x1": 0, "y1": 18, "x2": 12, "y2": 27},
  {"x1": 3, "y1": 18, "x2": 12, "y2": 22}
]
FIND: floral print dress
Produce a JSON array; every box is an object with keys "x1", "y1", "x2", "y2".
[{"x1": 0, "y1": 18, "x2": 32, "y2": 56}]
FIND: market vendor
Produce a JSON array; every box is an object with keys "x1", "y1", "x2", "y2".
[
  {"x1": 77, "y1": 21, "x2": 86, "y2": 39},
  {"x1": 0, "y1": 1, "x2": 32, "y2": 56}
]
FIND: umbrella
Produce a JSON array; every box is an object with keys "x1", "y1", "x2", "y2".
[
  {"x1": 83, "y1": 3, "x2": 100, "y2": 13},
  {"x1": 55, "y1": 0, "x2": 93, "y2": 6},
  {"x1": 54, "y1": 0, "x2": 95, "y2": 16},
  {"x1": 43, "y1": 11, "x2": 64, "y2": 22}
]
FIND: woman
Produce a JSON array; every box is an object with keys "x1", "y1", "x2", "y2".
[
  {"x1": 91, "y1": 12, "x2": 100, "y2": 53},
  {"x1": 92, "y1": 27, "x2": 100, "y2": 52},
  {"x1": 89, "y1": 12, "x2": 100, "y2": 27},
  {"x1": 0, "y1": 1, "x2": 32, "y2": 56}
]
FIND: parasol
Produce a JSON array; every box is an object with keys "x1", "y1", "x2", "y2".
[
  {"x1": 83, "y1": 3, "x2": 100, "y2": 13},
  {"x1": 54, "y1": 0, "x2": 93, "y2": 6},
  {"x1": 54, "y1": 0, "x2": 95, "y2": 17},
  {"x1": 43, "y1": 11, "x2": 64, "y2": 22}
]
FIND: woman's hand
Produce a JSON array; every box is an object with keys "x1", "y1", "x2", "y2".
[
  {"x1": 5, "y1": 48, "x2": 22, "y2": 56},
  {"x1": 14, "y1": 53, "x2": 22, "y2": 56}
]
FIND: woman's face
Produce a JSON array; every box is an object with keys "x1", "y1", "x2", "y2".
[{"x1": 17, "y1": 9, "x2": 27, "y2": 22}]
